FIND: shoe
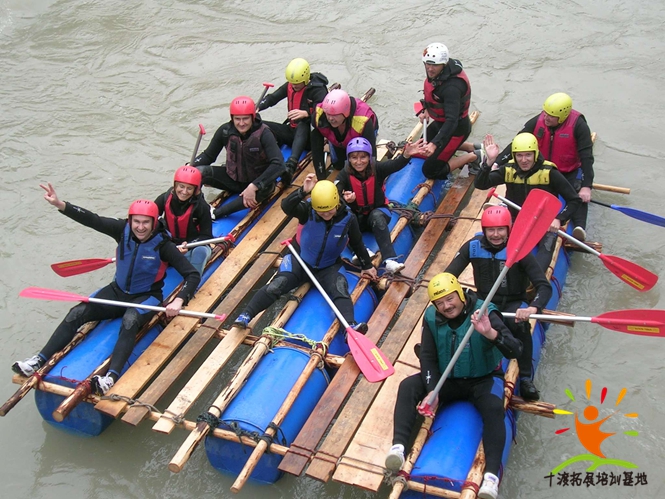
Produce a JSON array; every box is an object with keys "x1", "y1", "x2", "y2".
[
  {"x1": 413, "y1": 343, "x2": 421, "y2": 359},
  {"x1": 572, "y1": 226, "x2": 586, "y2": 242},
  {"x1": 384, "y1": 258, "x2": 405, "y2": 274},
  {"x1": 12, "y1": 354, "x2": 45, "y2": 376},
  {"x1": 210, "y1": 204, "x2": 217, "y2": 221},
  {"x1": 520, "y1": 377, "x2": 540, "y2": 402},
  {"x1": 91, "y1": 374, "x2": 115, "y2": 396},
  {"x1": 233, "y1": 312, "x2": 252, "y2": 329},
  {"x1": 213, "y1": 205, "x2": 226, "y2": 220},
  {"x1": 472, "y1": 142, "x2": 482, "y2": 151},
  {"x1": 351, "y1": 249, "x2": 375, "y2": 265},
  {"x1": 478, "y1": 472, "x2": 500, "y2": 499},
  {"x1": 281, "y1": 157, "x2": 298, "y2": 186},
  {"x1": 467, "y1": 148, "x2": 485, "y2": 175},
  {"x1": 385, "y1": 444, "x2": 405, "y2": 472},
  {"x1": 349, "y1": 322, "x2": 368, "y2": 335}
]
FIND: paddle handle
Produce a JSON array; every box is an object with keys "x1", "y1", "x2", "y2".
[
  {"x1": 425, "y1": 264, "x2": 510, "y2": 406},
  {"x1": 189, "y1": 123, "x2": 206, "y2": 165},
  {"x1": 256, "y1": 82, "x2": 274, "y2": 112},
  {"x1": 592, "y1": 183, "x2": 630, "y2": 194},
  {"x1": 87, "y1": 297, "x2": 227, "y2": 322},
  {"x1": 283, "y1": 241, "x2": 349, "y2": 329},
  {"x1": 492, "y1": 191, "x2": 601, "y2": 257}
]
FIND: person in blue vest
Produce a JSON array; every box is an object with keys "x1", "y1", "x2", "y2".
[
  {"x1": 386, "y1": 273, "x2": 522, "y2": 499},
  {"x1": 336, "y1": 137, "x2": 426, "y2": 274},
  {"x1": 445, "y1": 205, "x2": 552, "y2": 401},
  {"x1": 12, "y1": 183, "x2": 200, "y2": 395},
  {"x1": 474, "y1": 132, "x2": 582, "y2": 271},
  {"x1": 258, "y1": 58, "x2": 329, "y2": 183},
  {"x1": 233, "y1": 173, "x2": 377, "y2": 330},
  {"x1": 154, "y1": 166, "x2": 213, "y2": 277},
  {"x1": 492, "y1": 93, "x2": 594, "y2": 241},
  {"x1": 192, "y1": 95, "x2": 286, "y2": 219}
]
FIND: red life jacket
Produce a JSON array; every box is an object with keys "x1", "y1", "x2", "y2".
[
  {"x1": 534, "y1": 109, "x2": 582, "y2": 173},
  {"x1": 314, "y1": 99, "x2": 377, "y2": 149},
  {"x1": 423, "y1": 69, "x2": 471, "y2": 122},
  {"x1": 349, "y1": 175, "x2": 385, "y2": 214},
  {"x1": 163, "y1": 191, "x2": 198, "y2": 244},
  {"x1": 225, "y1": 124, "x2": 270, "y2": 183},
  {"x1": 287, "y1": 83, "x2": 306, "y2": 129}
]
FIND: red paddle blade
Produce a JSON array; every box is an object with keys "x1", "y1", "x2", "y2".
[
  {"x1": 593, "y1": 309, "x2": 665, "y2": 337},
  {"x1": 346, "y1": 328, "x2": 394, "y2": 383},
  {"x1": 599, "y1": 254, "x2": 658, "y2": 292},
  {"x1": 413, "y1": 102, "x2": 424, "y2": 115},
  {"x1": 20, "y1": 286, "x2": 89, "y2": 303},
  {"x1": 506, "y1": 190, "x2": 562, "y2": 267},
  {"x1": 51, "y1": 258, "x2": 114, "y2": 277}
]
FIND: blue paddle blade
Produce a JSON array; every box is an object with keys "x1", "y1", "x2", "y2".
[{"x1": 613, "y1": 205, "x2": 665, "y2": 228}]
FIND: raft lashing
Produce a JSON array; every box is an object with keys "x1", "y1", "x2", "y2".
[
  {"x1": 401, "y1": 228, "x2": 571, "y2": 498},
  {"x1": 203, "y1": 155, "x2": 450, "y2": 482},
  {"x1": 32, "y1": 146, "x2": 297, "y2": 437}
]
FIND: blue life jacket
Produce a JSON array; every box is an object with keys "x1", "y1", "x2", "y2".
[
  {"x1": 299, "y1": 208, "x2": 352, "y2": 269},
  {"x1": 114, "y1": 224, "x2": 168, "y2": 295}
]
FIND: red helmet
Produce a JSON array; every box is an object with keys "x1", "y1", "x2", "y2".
[
  {"x1": 481, "y1": 205, "x2": 512, "y2": 230},
  {"x1": 230, "y1": 96, "x2": 256, "y2": 118},
  {"x1": 174, "y1": 165, "x2": 202, "y2": 194},
  {"x1": 321, "y1": 89, "x2": 351, "y2": 117},
  {"x1": 128, "y1": 199, "x2": 159, "y2": 225}
]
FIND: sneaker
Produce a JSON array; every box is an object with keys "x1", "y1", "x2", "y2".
[
  {"x1": 478, "y1": 472, "x2": 500, "y2": 499},
  {"x1": 384, "y1": 258, "x2": 405, "y2": 274},
  {"x1": 385, "y1": 444, "x2": 405, "y2": 472},
  {"x1": 351, "y1": 249, "x2": 375, "y2": 265},
  {"x1": 520, "y1": 377, "x2": 540, "y2": 402},
  {"x1": 467, "y1": 148, "x2": 485, "y2": 175},
  {"x1": 91, "y1": 374, "x2": 115, "y2": 396},
  {"x1": 472, "y1": 142, "x2": 482, "y2": 151},
  {"x1": 210, "y1": 204, "x2": 217, "y2": 221},
  {"x1": 572, "y1": 226, "x2": 586, "y2": 242},
  {"x1": 12, "y1": 354, "x2": 45, "y2": 377},
  {"x1": 233, "y1": 312, "x2": 252, "y2": 329},
  {"x1": 213, "y1": 205, "x2": 226, "y2": 220},
  {"x1": 281, "y1": 157, "x2": 298, "y2": 186}
]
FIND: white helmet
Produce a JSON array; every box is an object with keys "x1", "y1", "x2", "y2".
[{"x1": 422, "y1": 43, "x2": 449, "y2": 65}]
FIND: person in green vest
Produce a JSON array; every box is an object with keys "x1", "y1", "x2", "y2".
[{"x1": 385, "y1": 273, "x2": 522, "y2": 499}]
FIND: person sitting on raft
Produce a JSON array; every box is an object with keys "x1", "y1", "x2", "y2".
[
  {"x1": 13, "y1": 184, "x2": 200, "y2": 395},
  {"x1": 336, "y1": 137, "x2": 427, "y2": 274},
  {"x1": 192, "y1": 95, "x2": 286, "y2": 219},
  {"x1": 310, "y1": 88, "x2": 378, "y2": 180},
  {"x1": 385, "y1": 273, "x2": 522, "y2": 499},
  {"x1": 154, "y1": 166, "x2": 213, "y2": 278},
  {"x1": 474, "y1": 133, "x2": 582, "y2": 271},
  {"x1": 257, "y1": 58, "x2": 329, "y2": 183},
  {"x1": 445, "y1": 204, "x2": 552, "y2": 401},
  {"x1": 233, "y1": 173, "x2": 377, "y2": 331}
]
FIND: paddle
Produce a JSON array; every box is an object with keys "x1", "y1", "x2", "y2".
[
  {"x1": 19, "y1": 287, "x2": 228, "y2": 322},
  {"x1": 502, "y1": 309, "x2": 665, "y2": 337},
  {"x1": 413, "y1": 102, "x2": 428, "y2": 142},
  {"x1": 419, "y1": 189, "x2": 562, "y2": 416},
  {"x1": 590, "y1": 199, "x2": 665, "y2": 228},
  {"x1": 189, "y1": 124, "x2": 206, "y2": 165},
  {"x1": 489, "y1": 189, "x2": 658, "y2": 292},
  {"x1": 283, "y1": 240, "x2": 394, "y2": 383},
  {"x1": 256, "y1": 82, "x2": 275, "y2": 112},
  {"x1": 50, "y1": 234, "x2": 235, "y2": 277}
]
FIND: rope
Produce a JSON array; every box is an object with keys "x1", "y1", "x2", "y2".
[{"x1": 100, "y1": 393, "x2": 159, "y2": 413}]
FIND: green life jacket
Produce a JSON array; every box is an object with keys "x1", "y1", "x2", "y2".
[{"x1": 424, "y1": 299, "x2": 504, "y2": 379}]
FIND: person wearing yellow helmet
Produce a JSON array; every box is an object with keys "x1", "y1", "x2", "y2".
[
  {"x1": 386, "y1": 273, "x2": 521, "y2": 499},
  {"x1": 445, "y1": 205, "x2": 553, "y2": 401},
  {"x1": 257, "y1": 59, "x2": 330, "y2": 184},
  {"x1": 233, "y1": 173, "x2": 377, "y2": 332},
  {"x1": 492, "y1": 93, "x2": 594, "y2": 241},
  {"x1": 474, "y1": 132, "x2": 582, "y2": 270}
]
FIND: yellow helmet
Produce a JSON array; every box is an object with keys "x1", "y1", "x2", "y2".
[
  {"x1": 310, "y1": 180, "x2": 339, "y2": 212},
  {"x1": 285, "y1": 58, "x2": 311, "y2": 85},
  {"x1": 543, "y1": 92, "x2": 572, "y2": 124},
  {"x1": 427, "y1": 273, "x2": 465, "y2": 303},
  {"x1": 511, "y1": 132, "x2": 539, "y2": 161}
]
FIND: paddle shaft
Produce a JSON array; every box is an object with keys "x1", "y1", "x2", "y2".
[
  {"x1": 256, "y1": 82, "x2": 274, "y2": 112},
  {"x1": 181, "y1": 234, "x2": 234, "y2": 249},
  {"x1": 189, "y1": 123, "x2": 205, "y2": 165},
  {"x1": 502, "y1": 312, "x2": 591, "y2": 323},
  {"x1": 84, "y1": 296, "x2": 226, "y2": 321}
]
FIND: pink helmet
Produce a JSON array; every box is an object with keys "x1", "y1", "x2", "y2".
[
  {"x1": 481, "y1": 205, "x2": 512, "y2": 230},
  {"x1": 174, "y1": 165, "x2": 202, "y2": 194},
  {"x1": 322, "y1": 89, "x2": 351, "y2": 117},
  {"x1": 230, "y1": 96, "x2": 256, "y2": 118},
  {"x1": 128, "y1": 199, "x2": 159, "y2": 225}
]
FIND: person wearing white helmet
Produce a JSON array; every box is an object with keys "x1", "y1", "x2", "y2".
[
  {"x1": 417, "y1": 43, "x2": 480, "y2": 180},
  {"x1": 492, "y1": 92, "x2": 594, "y2": 241},
  {"x1": 257, "y1": 58, "x2": 330, "y2": 185}
]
